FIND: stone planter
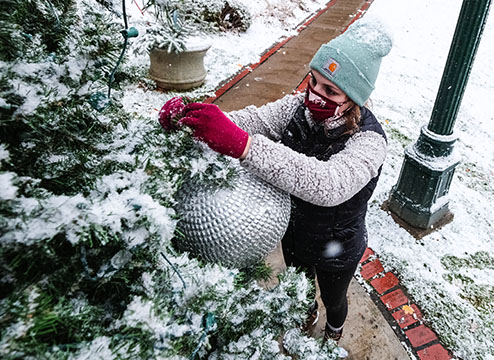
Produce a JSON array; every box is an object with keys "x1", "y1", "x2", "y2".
[{"x1": 149, "y1": 40, "x2": 211, "y2": 91}]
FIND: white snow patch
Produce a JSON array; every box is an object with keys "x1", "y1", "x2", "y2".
[{"x1": 0, "y1": 173, "x2": 18, "y2": 200}]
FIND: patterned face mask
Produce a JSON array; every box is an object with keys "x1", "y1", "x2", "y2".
[{"x1": 304, "y1": 81, "x2": 348, "y2": 122}]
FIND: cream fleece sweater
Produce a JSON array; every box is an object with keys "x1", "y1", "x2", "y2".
[{"x1": 227, "y1": 93, "x2": 387, "y2": 207}]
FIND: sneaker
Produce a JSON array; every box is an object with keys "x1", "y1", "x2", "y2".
[
  {"x1": 323, "y1": 322, "x2": 343, "y2": 342},
  {"x1": 301, "y1": 302, "x2": 319, "y2": 334}
]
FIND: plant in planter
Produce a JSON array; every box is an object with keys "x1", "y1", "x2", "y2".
[
  {"x1": 145, "y1": 5, "x2": 212, "y2": 90},
  {"x1": 141, "y1": 0, "x2": 253, "y2": 91}
]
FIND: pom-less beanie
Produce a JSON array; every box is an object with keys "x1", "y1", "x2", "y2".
[{"x1": 309, "y1": 18, "x2": 393, "y2": 106}]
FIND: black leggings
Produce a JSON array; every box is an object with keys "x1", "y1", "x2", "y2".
[{"x1": 282, "y1": 244, "x2": 358, "y2": 328}]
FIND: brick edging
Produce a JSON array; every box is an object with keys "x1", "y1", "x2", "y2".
[{"x1": 358, "y1": 247, "x2": 455, "y2": 360}]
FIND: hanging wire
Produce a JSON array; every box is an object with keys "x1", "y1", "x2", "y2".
[
  {"x1": 107, "y1": 0, "x2": 139, "y2": 98},
  {"x1": 89, "y1": 0, "x2": 138, "y2": 111},
  {"x1": 160, "y1": 250, "x2": 220, "y2": 360},
  {"x1": 122, "y1": 0, "x2": 129, "y2": 29},
  {"x1": 160, "y1": 251, "x2": 187, "y2": 289},
  {"x1": 158, "y1": 251, "x2": 217, "y2": 359}
]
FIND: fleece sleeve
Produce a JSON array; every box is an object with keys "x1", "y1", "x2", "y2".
[
  {"x1": 226, "y1": 93, "x2": 304, "y2": 140},
  {"x1": 240, "y1": 130, "x2": 387, "y2": 207}
]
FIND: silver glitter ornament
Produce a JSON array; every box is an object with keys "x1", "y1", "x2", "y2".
[{"x1": 175, "y1": 166, "x2": 291, "y2": 268}]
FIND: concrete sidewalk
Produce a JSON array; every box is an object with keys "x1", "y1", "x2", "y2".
[{"x1": 210, "y1": 1, "x2": 412, "y2": 359}]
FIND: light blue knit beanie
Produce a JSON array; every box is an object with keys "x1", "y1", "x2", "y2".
[{"x1": 309, "y1": 18, "x2": 393, "y2": 106}]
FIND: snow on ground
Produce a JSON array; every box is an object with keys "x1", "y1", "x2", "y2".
[
  {"x1": 366, "y1": 0, "x2": 494, "y2": 358},
  {"x1": 122, "y1": 0, "x2": 493, "y2": 358}
]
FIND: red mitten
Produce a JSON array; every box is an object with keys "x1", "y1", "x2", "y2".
[
  {"x1": 180, "y1": 103, "x2": 249, "y2": 158},
  {"x1": 158, "y1": 96, "x2": 186, "y2": 131}
]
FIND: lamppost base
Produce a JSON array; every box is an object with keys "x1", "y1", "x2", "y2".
[
  {"x1": 382, "y1": 200, "x2": 454, "y2": 239},
  {"x1": 387, "y1": 134, "x2": 460, "y2": 230}
]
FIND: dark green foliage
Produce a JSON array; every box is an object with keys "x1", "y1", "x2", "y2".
[
  {"x1": 0, "y1": 1, "x2": 327, "y2": 358},
  {"x1": 108, "y1": 327, "x2": 156, "y2": 358},
  {"x1": 22, "y1": 295, "x2": 103, "y2": 346},
  {"x1": 0, "y1": 226, "x2": 158, "y2": 354},
  {"x1": 0, "y1": 0, "x2": 134, "y2": 195},
  {"x1": 0, "y1": 0, "x2": 77, "y2": 62},
  {"x1": 234, "y1": 261, "x2": 274, "y2": 288},
  {"x1": 0, "y1": 235, "x2": 78, "y2": 299},
  {"x1": 0, "y1": 95, "x2": 132, "y2": 195},
  {"x1": 79, "y1": 7, "x2": 122, "y2": 72},
  {"x1": 0, "y1": 69, "x2": 25, "y2": 117}
]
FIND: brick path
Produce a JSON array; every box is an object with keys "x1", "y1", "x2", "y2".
[{"x1": 359, "y1": 248, "x2": 453, "y2": 359}]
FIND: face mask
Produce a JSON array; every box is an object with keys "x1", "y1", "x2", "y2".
[{"x1": 304, "y1": 81, "x2": 348, "y2": 122}]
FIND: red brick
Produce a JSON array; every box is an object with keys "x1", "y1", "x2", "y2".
[
  {"x1": 417, "y1": 344, "x2": 452, "y2": 360},
  {"x1": 380, "y1": 289, "x2": 408, "y2": 310},
  {"x1": 359, "y1": 247, "x2": 375, "y2": 263},
  {"x1": 405, "y1": 325, "x2": 438, "y2": 348},
  {"x1": 392, "y1": 304, "x2": 423, "y2": 328},
  {"x1": 360, "y1": 259, "x2": 384, "y2": 280},
  {"x1": 371, "y1": 272, "x2": 399, "y2": 294}
]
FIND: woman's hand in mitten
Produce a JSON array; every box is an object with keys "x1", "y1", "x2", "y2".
[
  {"x1": 158, "y1": 96, "x2": 186, "y2": 131},
  {"x1": 179, "y1": 103, "x2": 250, "y2": 159}
]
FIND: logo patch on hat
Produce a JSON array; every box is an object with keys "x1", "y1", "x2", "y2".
[{"x1": 323, "y1": 58, "x2": 340, "y2": 77}]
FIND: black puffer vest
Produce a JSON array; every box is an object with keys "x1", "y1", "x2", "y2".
[{"x1": 280, "y1": 105, "x2": 386, "y2": 270}]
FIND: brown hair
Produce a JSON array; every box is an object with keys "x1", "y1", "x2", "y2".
[{"x1": 343, "y1": 102, "x2": 361, "y2": 135}]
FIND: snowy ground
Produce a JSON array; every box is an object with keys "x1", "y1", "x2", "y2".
[
  {"x1": 122, "y1": 0, "x2": 494, "y2": 358},
  {"x1": 366, "y1": 1, "x2": 494, "y2": 358}
]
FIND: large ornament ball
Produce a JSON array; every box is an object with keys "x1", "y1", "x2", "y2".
[{"x1": 175, "y1": 167, "x2": 291, "y2": 268}]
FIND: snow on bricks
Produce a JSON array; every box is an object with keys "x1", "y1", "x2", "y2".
[
  {"x1": 360, "y1": 258, "x2": 384, "y2": 280},
  {"x1": 405, "y1": 324, "x2": 439, "y2": 348},
  {"x1": 359, "y1": 249, "x2": 454, "y2": 360},
  {"x1": 380, "y1": 288, "x2": 408, "y2": 310},
  {"x1": 391, "y1": 304, "x2": 423, "y2": 329},
  {"x1": 417, "y1": 344, "x2": 453, "y2": 360},
  {"x1": 370, "y1": 271, "x2": 399, "y2": 294},
  {"x1": 359, "y1": 247, "x2": 375, "y2": 263}
]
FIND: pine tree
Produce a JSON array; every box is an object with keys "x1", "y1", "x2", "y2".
[{"x1": 0, "y1": 1, "x2": 343, "y2": 358}]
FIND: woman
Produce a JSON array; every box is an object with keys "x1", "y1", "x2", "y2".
[{"x1": 159, "y1": 18, "x2": 392, "y2": 342}]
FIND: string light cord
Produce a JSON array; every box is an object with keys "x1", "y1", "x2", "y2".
[
  {"x1": 107, "y1": 0, "x2": 139, "y2": 98},
  {"x1": 89, "y1": 0, "x2": 138, "y2": 111},
  {"x1": 190, "y1": 312, "x2": 216, "y2": 360},
  {"x1": 159, "y1": 251, "x2": 217, "y2": 359},
  {"x1": 160, "y1": 251, "x2": 187, "y2": 289}
]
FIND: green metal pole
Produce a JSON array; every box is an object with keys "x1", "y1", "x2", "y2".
[
  {"x1": 429, "y1": 0, "x2": 492, "y2": 136},
  {"x1": 388, "y1": 0, "x2": 492, "y2": 230}
]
